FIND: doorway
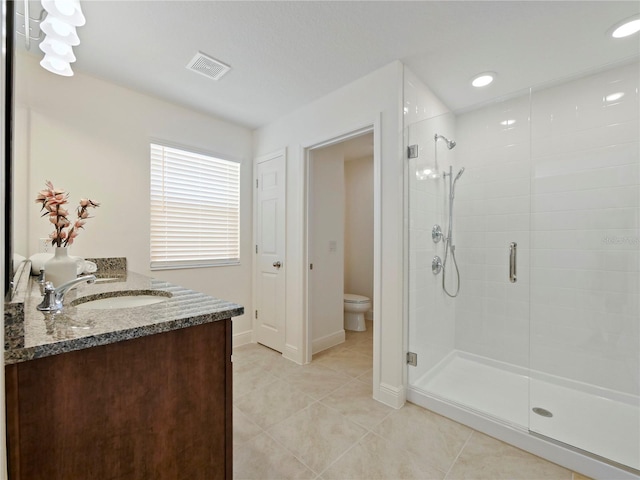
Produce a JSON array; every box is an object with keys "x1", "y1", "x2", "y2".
[{"x1": 305, "y1": 126, "x2": 380, "y2": 366}]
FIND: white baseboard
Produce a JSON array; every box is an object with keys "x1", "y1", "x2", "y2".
[
  {"x1": 376, "y1": 382, "x2": 406, "y2": 409},
  {"x1": 312, "y1": 330, "x2": 346, "y2": 355},
  {"x1": 283, "y1": 343, "x2": 305, "y2": 365},
  {"x1": 232, "y1": 330, "x2": 253, "y2": 348}
]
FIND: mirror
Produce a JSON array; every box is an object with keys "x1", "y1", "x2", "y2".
[{"x1": 3, "y1": 0, "x2": 14, "y2": 300}]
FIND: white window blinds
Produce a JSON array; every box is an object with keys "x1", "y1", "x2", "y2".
[{"x1": 150, "y1": 143, "x2": 240, "y2": 270}]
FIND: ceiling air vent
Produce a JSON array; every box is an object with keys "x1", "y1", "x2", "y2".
[{"x1": 186, "y1": 52, "x2": 231, "y2": 81}]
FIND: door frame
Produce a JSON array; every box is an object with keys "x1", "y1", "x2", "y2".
[
  {"x1": 302, "y1": 117, "x2": 382, "y2": 396},
  {"x1": 252, "y1": 149, "x2": 287, "y2": 346}
]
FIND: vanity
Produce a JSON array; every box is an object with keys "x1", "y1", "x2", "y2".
[{"x1": 4, "y1": 259, "x2": 243, "y2": 480}]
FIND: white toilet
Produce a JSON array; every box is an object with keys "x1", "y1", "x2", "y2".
[{"x1": 343, "y1": 294, "x2": 371, "y2": 332}]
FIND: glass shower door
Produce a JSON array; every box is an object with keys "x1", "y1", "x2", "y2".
[{"x1": 406, "y1": 112, "x2": 457, "y2": 390}]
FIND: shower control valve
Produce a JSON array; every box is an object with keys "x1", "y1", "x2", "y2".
[
  {"x1": 432, "y1": 256, "x2": 443, "y2": 275},
  {"x1": 432, "y1": 225, "x2": 443, "y2": 243}
]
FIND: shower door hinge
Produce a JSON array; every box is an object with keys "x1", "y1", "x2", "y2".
[
  {"x1": 255, "y1": 310, "x2": 258, "y2": 319},
  {"x1": 407, "y1": 145, "x2": 419, "y2": 159},
  {"x1": 406, "y1": 351, "x2": 418, "y2": 366}
]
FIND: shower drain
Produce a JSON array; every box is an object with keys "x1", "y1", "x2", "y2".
[{"x1": 532, "y1": 407, "x2": 553, "y2": 418}]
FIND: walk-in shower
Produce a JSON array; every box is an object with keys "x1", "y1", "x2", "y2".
[{"x1": 406, "y1": 61, "x2": 640, "y2": 479}]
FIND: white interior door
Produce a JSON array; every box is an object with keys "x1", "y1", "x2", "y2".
[{"x1": 254, "y1": 152, "x2": 286, "y2": 352}]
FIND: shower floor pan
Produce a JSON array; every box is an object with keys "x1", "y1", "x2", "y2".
[{"x1": 410, "y1": 351, "x2": 639, "y2": 475}]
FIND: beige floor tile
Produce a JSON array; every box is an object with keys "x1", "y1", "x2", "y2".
[
  {"x1": 320, "y1": 380, "x2": 392, "y2": 430},
  {"x1": 259, "y1": 352, "x2": 316, "y2": 379},
  {"x1": 234, "y1": 432, "x2": 315, "y2": 480},
  {"x1": 322, "y1": 432, "x2": 445, "y2": 479},
  {"x1": 373, "y1": 402, "x2": 472, "y2": 473},
  {"x1": 233, "y1": 359, "x2": 279, "y2": 399},
  {"x1": 233, "y1": 406, "x2": 263, "y2": 446},
  {"x1": 283, "y1": 363, "x2": 353, "y2": 400},
  {"x1": 315, "y1": 349, "x2": 373, "y2": 377},
  {"x1": 233, "y1": 343, "x2": 281, "y2": 367},
  {"x1": 572, "y1": 474, "x2": 593, "y2": 480},
  {"x1": 445, "y1": 432, "x2": 573, "y2": 480},
  {"x1": 268, "y1": 402, "x2": 367, "y2": 474},
  {"x1": 344, "y1": 341, "x2": 373, "y2": 358},
  {"x1": 355, "y1": 369, "x2": 373, "y2": 387},
  {"x1": 235, "y1": 379, "x2": 316, "y2": 430},
  {"x1": 313, "y1": 341, "x2": 355, "y2": 360}
]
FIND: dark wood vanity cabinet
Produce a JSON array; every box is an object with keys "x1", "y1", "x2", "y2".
[{"x1": 5, "y1": 319, "x2": 232, "y2": 480}]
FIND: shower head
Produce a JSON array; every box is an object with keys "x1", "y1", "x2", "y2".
[
  {"x1": 455, "y1": 167, "x2": 465, "y2": 181},
  {"x1": 435, "y1": 133, "x2": 456, "y2": 150}
]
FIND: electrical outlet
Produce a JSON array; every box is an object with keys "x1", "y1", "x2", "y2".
[{"x1": 39, "y1": 238, "x2": 51, "y2": 253}]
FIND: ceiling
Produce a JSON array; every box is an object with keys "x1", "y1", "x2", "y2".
[{"x1": 17, "y1": 1, "x2": 640, "y2": 129}]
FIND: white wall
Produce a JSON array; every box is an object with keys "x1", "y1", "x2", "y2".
[
  {"x1": 344, "y1": 156, "x2": 374, "y2": 308},
  {"x1": 254, "y1": 61, "x2": 405, "y2": 407},
  {"x1": 310, "y1": 145, "x2": 345, "y2": 352},
  {"x1": 14, "y1": 52, "x2": 255, "y2": 342}
]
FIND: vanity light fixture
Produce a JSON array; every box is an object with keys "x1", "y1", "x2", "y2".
[
  {"x1": 40, "y1": 53, "x2": 74, "y2": 76},
  {"x1": 37, "y1": 0, "x2": 86, "y2": 76},
  {"x1": 41, "y1": 0, "x2": 85, "y2": 27},
  {"x1": 39, "y1": 16, "x2": 80, "y2": 45},
  {"x1": 610, "y1": 15, "x2": 640, "y2": 38},
  {"x1": 39, "y1": 37, "x2": 76, "y2": 62},
  {"x1": 472, "y1": 72, "x2": 495, "y2": 88}
]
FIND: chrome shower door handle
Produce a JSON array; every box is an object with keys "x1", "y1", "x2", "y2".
[{"x1": 509, "y1": 242, "x2": 517, "y2": 283}]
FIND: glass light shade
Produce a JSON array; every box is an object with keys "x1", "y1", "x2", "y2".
[
  {"x1": 41, "y1": 0, "x2": 86, "y2": 27},
  {"x1": 40, "y1": 53, "x2": 74, "y2": 76},
  {"x1": 39, "y1": 37, "x2": 76, "y2": 62},
  {"x1": 40, "y1": 16, "x2": 80, "y2": 46}
]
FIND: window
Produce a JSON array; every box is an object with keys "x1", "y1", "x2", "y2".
[{"x1": 150, "y1": 143, "x2": 240, "y2": 269}]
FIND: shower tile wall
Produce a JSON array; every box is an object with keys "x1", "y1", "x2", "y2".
[
  {"x1": 455, "y1": 93, "x2": 532, "y2": 368},
  {"x1": 529, "y1": 61, "x2": 639, "y2": 395}
]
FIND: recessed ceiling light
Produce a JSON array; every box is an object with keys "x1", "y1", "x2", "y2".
[
  {"x1": 472, "y1": 72, "x2": 495, "y2": 88},
  {"x1": 500, "y1": 119, "x2": 516, "y2": 126},
  {"x1": 610, "y1": 15, "x2": 640, "y2": 38}
]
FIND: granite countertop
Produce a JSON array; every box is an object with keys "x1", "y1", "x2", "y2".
[{"x1": 5, "y1": 262, "x2": 244, "y2": 365}]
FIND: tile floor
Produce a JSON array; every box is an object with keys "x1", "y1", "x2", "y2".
[{"x1": 233, "y1": 322, "x2": 589, "y2": 479}]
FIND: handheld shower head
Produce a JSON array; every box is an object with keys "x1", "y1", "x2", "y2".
[
  {"x1": 455, "y1": 167, "x2": 465, "y2": 181},
  {"x1": 435, "y1": 134, "x2": 456, "y2": 150}
]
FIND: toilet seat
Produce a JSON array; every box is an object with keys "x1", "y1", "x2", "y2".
[{"x1": 344, "y1": 293, "x2": 370, "y2": 304}]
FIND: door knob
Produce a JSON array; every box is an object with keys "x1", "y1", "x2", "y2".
[{"x1": 273, "y1": 261, "x2": 282, "y2": 269}]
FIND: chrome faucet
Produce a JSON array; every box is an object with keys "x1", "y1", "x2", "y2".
[{"x1": 37, "y1": 275, "x2": 97, "y2": 312}]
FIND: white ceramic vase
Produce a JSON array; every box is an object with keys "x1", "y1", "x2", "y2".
[{"x1": 44, "y1": 246, "x2": 77, "y2": 287}]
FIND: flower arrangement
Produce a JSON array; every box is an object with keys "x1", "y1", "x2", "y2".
[{"x1": 35, "y1": 180, "x2": 100, "y2": 247}]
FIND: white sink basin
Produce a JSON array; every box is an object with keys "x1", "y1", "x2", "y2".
[{"x1": 73, "y1": 293, "x2": 170, "y2": 310}]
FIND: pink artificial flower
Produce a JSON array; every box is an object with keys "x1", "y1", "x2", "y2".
[{"x1": 36, "y1": 181, "x2": 99, "y2": 248}]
